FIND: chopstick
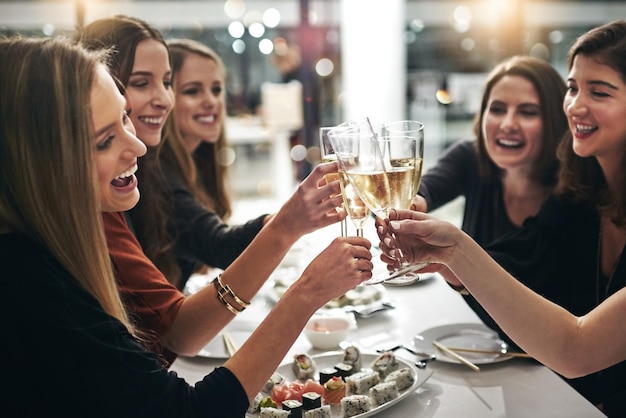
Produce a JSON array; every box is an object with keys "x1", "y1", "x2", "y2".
[
  {"x1": 447, "y1": 346, "x2": 533, "y2": 359},
  {"x1": 223, "y1": 332, "x2": 238, "y2": 357},
  {"x1": 432, "y1": 340, "x2": 480, "y2": 372}
]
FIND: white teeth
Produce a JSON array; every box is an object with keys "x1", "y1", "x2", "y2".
[
  {"x1": 139, "y1": 116, "x2": 163, "y2": 125},
  {"x1": 196, "y1": 115, "x2": 215, "y2": 123},
  {"x1": 115, "y1": 165, "x2": 137, "y2": 179},
  {"x1": 576, "y1": 124, "x2": 596, "y2": 133},
  {"x1": 497, "y1": 138, "x2": 522, "y2": 147}
]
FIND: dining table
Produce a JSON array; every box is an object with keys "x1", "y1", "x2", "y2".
[{"x1": 170, "y1": 214, "x2": 607, "y2": 418}]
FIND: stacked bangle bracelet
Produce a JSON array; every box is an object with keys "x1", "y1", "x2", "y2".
[{"x1": 213, "y1": 274, "x2": 251, "y2": 315}]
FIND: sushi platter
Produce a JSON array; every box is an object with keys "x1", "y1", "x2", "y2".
[{"x1": 246, "y1": 349, "x2": 433, "y2": 417}]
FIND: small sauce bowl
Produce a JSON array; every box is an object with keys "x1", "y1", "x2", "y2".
[{"x1": 303, "y1": 316, "x2": 354, "y2": 350}]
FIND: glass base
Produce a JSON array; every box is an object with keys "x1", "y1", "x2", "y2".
[{"x1": 362, "y1": 262, "x2": 429, "y2": 286}]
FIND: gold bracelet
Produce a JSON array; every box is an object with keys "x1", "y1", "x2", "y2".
[
  {"x1": 212, "y1": 275, "x2": 250, "y2": 315},
  {"x1": 216, "y1": 274, "x2": 251, "y2": 308}
]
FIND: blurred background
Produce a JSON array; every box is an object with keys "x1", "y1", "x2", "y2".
[{"x1": 2, "y1": 0, "x2": 625, "y2": 201}]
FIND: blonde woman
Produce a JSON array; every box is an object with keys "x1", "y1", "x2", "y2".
[{"x1": 1, "y1": 36, "x2": 372, "y2": 416}]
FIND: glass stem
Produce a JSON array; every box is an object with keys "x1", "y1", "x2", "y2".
[{"x1": 340, "y1": 218, "x2": 348, "y2": 237}]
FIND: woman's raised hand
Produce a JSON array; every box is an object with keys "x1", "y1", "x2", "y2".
[
  {"x1": 376, "y1": 209, "x2": 459, "y2": 271},
  {"x1": 291, "y1": 237, "x2": 373, "y2": 307},
  {"x1": 273, "y1": 162, "x2": 347, "y2": 237}
]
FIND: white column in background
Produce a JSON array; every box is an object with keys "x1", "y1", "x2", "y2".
[{"x1": 339, "y1": 0, "x2": 406, "y2": 123}]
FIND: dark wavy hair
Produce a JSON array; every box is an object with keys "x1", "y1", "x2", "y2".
[
  {"x1": 555, "y1": 19, "x2": 626, "y2": 227},
  {"x1": 473, "y1": 55, "x2": 568, "y2": 187}
]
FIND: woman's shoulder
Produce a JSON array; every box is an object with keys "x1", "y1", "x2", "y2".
[{"x1": 445, "y1": 138, "x2": 477, "y2": 155}]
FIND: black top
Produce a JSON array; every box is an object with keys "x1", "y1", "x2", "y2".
[
  {"x1": 419, "y1": 139, "x2": 519, "y2": 247},
  {"x1": 474, "y1": 196, "x2": 626, "y2": 415},
  {"x1": 132, "y1": 164, "x2": 266, "y2": 290},
  {"x1": 1, "y1": 233, "x2": 249, "y2": 417}
]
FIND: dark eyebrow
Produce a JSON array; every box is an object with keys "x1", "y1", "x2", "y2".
[
  {"x1": 568, "y1": 78, "x2": 618, "y2": 90},
  {"x1": 589, "y1": 80, "x2": 619, "y2": 90},
  {"x1": 129, "y1": 71, "x2": 153, "y2": 77}
]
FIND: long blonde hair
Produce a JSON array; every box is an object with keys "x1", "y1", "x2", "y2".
[{"x1": 0, "y1": 37, "x2": 134, "y2": 331}]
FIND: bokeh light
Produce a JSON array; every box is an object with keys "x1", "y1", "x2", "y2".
[
  {"x1": 224, "y1": 0, "x2": 245, "y2": 19},
  {"x1": 232, "y1": 39, "x2": 246, "y2": 54},
  {"x1": 263, "y1": 8, "x2": 281, "y2": 28},
  {"x1": 248, "y1": 22, "x2": 265, "y2": 38},
  {"x1": 290, "y1": 144, "x2": 307, "y2": 162},
  {"x1": 228, "y1": 21, "x2": 245, "y2": 39},
  {"x1": 258, "y1": 38, "x2": 274, "y2": 55},
  {"x1": 315, "y1": 58, "x2": 334, "y2": 77}
]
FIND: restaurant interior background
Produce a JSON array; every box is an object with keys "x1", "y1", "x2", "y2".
[{"x1": 2, "y1": 0, "x2": 625, "y2": 205}]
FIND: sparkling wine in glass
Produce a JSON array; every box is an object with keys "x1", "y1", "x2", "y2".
[
  {"x1": 338, "y1": 170, "x2": 371, "y2": 237},
  {"x1": 320, "y1": 126, "x2": 348, "y2": 237},
  {"x1": 328, "y1": 117, "x2": 393, "y2": 285},
  {"x1": 380, "y1": 121, "x2": 428, "y2": 282}
]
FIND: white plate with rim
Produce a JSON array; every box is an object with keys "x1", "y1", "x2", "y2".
[
  {"x1": 246, "y1": 351, "x2": 433, "y2": 417},
  {"x1": 414, "y1": 323, "x2": 511, "y2": 365}
]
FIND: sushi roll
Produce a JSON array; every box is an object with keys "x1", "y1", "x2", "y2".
[
  {"x1": 263, "y1": 372, "x2": 285, "y2": 393},
  {"x1": 282, "y1": 399, "x2": 303, "y2": 418},
  {"x1": 341, "y1": 395, "x2": 372, "y2": 417},
  {"x1": 259, "y1": 406, "x2": 290, "y2": 417},
  {"x1": 384, "y1": 367, "x2": 415, "y2": 391},
  {"x1": 322, "y1": 376, "x2": 346, "y2": 405},
  {"x1": 292, "y1": 354, "x2": 316, "y2": 381},
  {"x1": 318, "y1": 367, "x2": 338, "y2": 385},
  {"x1": 370, "y1": 350, "x2": 398, "y2": 378},
  {"x1": 259, "y1": 397, "x2": 278, "y2": 409},
  {"x1": 303, "y1": 405, "x2": 331, "y2": 418},
  {"x1": 345, "y1": 370, "x2": 380, "y2": 395},
  {"x1": 247, "y1": 392, "x2": 265, "y2": 414},
  {"x1": 342, "y1": 345, "x2": 362, "y2": 372},
  {"x1": 333, "y1": 362, "x2": 353, "y2": 378},
  {"x1": 301, "y1": 392, "x2": 322, "y2": 410},
  {"x1": 369, "y1": 381, "x2": 399, "y2": 406}
]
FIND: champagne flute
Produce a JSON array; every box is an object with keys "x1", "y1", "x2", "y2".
[
  {"x1": 320, "y1": 126, "x2": 348, "y2": 237},
  {"x1": 328, "y1": 117, "x2": 392, "y2": 285},
  {"x1": 378, "y1": 133, "x2": 426, "y2": 283},
  {"x1": 380, "y1": 120, "x2": 428, "y2": 283},
  {"x1": 338, "y1": 171, "x2": 371, "y2": 237}
]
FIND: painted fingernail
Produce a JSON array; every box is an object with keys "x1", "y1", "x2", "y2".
[
  {"x1": 390, "y1": 221, "x2": 400, "y2": 230},
  {"x1": 384, "y1": 237, "x2": 392, "y2": 247},
  {"x1": 377, "y1": 226, "x2": 384, "y2": 235}
]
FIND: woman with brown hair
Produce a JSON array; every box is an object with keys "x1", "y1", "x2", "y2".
[{"x1": 413, "y1": 55, "x2": 568, "y2": 247}]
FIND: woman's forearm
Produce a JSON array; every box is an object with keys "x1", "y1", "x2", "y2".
[
  {"x1": 163, "y1": 215, "x2": 298, "y2": 355},
  {"x1": 223, "y1": 288, "x2": 318, "y2": 402},
  {"x1": 448, "y1": 230, "x2": 622, "y2": 377}
]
